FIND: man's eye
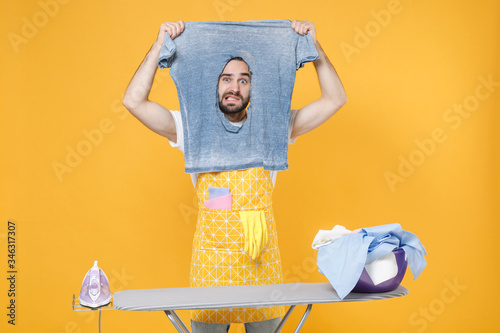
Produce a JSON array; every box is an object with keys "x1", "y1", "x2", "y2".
[
  {"x1": 240, "y1": 79, "x2": 247, "y2": 84},
  {"x1": 223, "y1": 78, "x2": 230, "y2": 82}
]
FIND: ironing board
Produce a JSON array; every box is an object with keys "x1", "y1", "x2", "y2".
[{"x1": 113, "y1": 282, "x2": 408, "y2": 332}]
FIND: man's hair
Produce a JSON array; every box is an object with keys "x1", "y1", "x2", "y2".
[
  {"x1": 224, "y1": 57, "x2": 252, "y2": 78},
  {"x1": 230, "y1": 56, "x2": 246, "y2": 63}
]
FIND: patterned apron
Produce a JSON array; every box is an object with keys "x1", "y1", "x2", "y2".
[{"x1": 190, "y1": 167, "x2": 285, "y2": 323}]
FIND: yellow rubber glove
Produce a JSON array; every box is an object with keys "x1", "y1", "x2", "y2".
[
  {"x1": 253, "y1": 215, "x2": 262, "y2": 260},
  {"x1": 240, "y1": 211, "x2": 268, "y2": 260},
  {"x1": 242, "y1": 214, "x2": 250, "y2": 254},
  {"x1": 247, "y1": 216, "x2": 255, "y2": 259}
]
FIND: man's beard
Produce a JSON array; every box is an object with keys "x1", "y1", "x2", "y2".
[{"x1": 219, "y1": 93, "x2": 250, "y2": 115}]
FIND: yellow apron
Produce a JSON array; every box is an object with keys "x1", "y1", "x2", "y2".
[{"x1": 190, "y1": 167, "x2": 285, "y2": 323}]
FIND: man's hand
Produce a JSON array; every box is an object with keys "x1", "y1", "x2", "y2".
[
  {"x1": 156, "y1": 20, "x2": 185, "y2": 45},
  {"x1": 292, "y1": 20, "x2": 317, "y2": 43}
]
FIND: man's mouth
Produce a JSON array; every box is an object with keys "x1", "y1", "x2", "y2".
[
  {"x1": 224, "y1": 94, "x2": 241, "y2": 103},
  {"x1": 219, "y1": 92, "x2": 249, "y2": 114}
]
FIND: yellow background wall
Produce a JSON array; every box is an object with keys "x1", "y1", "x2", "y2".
[{"x1": 1, "y1": 0, "x2": 498, "y2": 332}]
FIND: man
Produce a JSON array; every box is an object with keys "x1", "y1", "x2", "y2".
[
  {"x1": 217, "y1": 56, "x2": 251, "y2": 122},
  {"x1": 123, "y1": 19, "x2": 347, "y2": 333}
]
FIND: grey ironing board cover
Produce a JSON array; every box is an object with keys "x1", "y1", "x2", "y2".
[{"x1": 113, "y1": 283, "x2": 408, "y2": 311}]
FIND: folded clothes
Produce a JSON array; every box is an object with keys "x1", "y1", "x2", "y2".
[
  {"x1": 208, "y1": 186, "x2": 230, "y2": 200},
  {"x1": 363, "y1": 251, "x2": 399, "y2": 286},
  {"x1": 315, "y1": 223, "x2": 427, "y2": 299},
  {"x1": 204, "y1": 194, "x2": 232, "y2": 210},
  {"x1": 311, "y1": 225, "x2": 354, "y2": 250}
]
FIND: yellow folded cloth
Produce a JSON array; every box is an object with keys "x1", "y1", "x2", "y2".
[{"x1": 239, "y1": 211, "x2": 268, "y2": 260}]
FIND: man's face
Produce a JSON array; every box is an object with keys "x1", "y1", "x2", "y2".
[{"x1": 218, "y1": 60, "x2": 251, "y2": 115}]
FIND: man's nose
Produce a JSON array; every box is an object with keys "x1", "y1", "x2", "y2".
[{"x1": 229, "y1": 81, "x2": 240, "y2": 93}]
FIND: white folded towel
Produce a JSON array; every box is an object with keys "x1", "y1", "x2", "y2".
[{"x1": 311, "y1": 225, "x2": 352, "y2": 249}]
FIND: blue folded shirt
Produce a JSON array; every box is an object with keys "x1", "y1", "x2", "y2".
[{"x1": 316, "y1": 223, "x2": 427, "y2": 299}]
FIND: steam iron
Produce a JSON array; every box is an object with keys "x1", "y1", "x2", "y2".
[{"x1": 79, "y1": 261, "x2": 111, "y2": 308}]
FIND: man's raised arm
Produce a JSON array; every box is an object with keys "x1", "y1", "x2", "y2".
[
  {"x1": 290, "y1": 20, "x2": 348, "y2": 140},
  {"x1": 122, "y1": 21, "x2": 185, "y2": 142}
]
